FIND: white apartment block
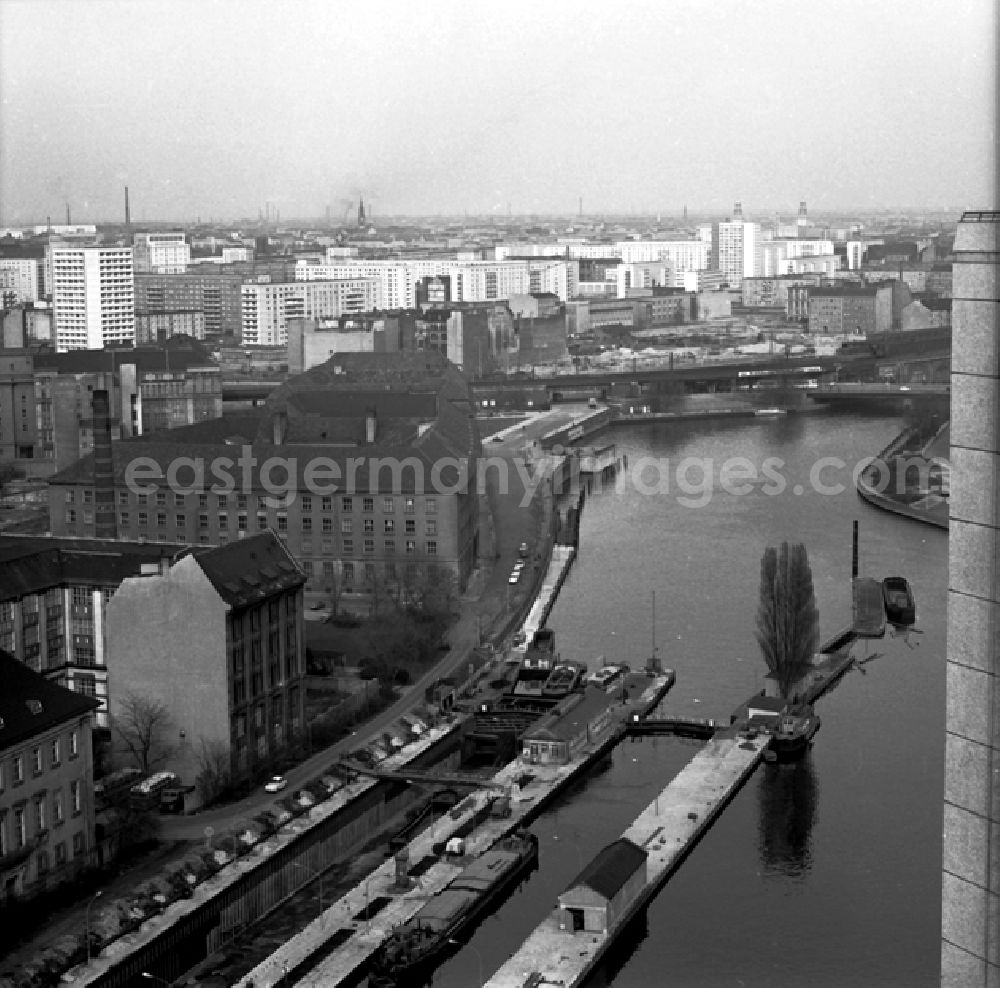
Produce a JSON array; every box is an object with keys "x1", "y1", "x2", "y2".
[
  {"x1": 845, "y1": 241, "x2": 866, "y2": 270},
  {"x1": 495, "y1": 241, "x2": 619, "y2": 261},
  {"x1": 761, "y1": 239, "x2": 837, "y2": 277},
  {"x1": 712, "y1": 222, "x2": 762, "y2": 287},
  {"x1": 220, "y1": 245, "x2": 253, "y2": 264},
  {"x1": 617, "y1": 240, "x2": 710, "y2": 270},
  {"x1": 0, "y1": 258, "x2": 43, "y2": 302},
  {"x1": 133, "y1": 232, "x2": 191, "y2": 273},
  {"x1": 48, "y1": 245, "x2": 135, "y2": 351},
  {"x1": 615, "y1": 261, "x2": 673, "y2": 297},
  {"x1": 241, "y1": 279, "x2": 379, "y2": 346}
]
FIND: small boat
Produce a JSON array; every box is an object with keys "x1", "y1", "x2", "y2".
[
  {"x1": 768, "y1": 705, "x2": 821, "y2": 761},
  {"x1": 852, "y1": 577, "x2": 886, "y2": 638},
  {"x1": 882, "y1": 576, "x2": 916, "y2": 627},
  {"x1": 755, "y1": 407, "x2": 787, "y2": 417},
  {"x1": 368, "y1": 830, "x2": 538, "y2": 987}
]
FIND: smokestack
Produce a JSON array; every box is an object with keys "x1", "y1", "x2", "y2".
[
  {"x1": 65, "y1": 202, "x2": 71, "y2": 225},
  {"x1": 578, "y1": 196, "x2": 583, "y2": 218},
  {"x1": 125, "y1": 186, "x2": 130, "y2": 227},
  {"x1": 92, "y1": 390, "x2": 118, "y2": 539},
  {"x1": 733, "y1": 200, "x2": 743, "y2": 221},
  {"x1": 365, "y1": 406, "x2": 376, "y2": 444}
]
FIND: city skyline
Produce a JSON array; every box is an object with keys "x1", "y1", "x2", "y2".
[{"x1": 1, "y1": 0, "x2": 997, "y2": 225}]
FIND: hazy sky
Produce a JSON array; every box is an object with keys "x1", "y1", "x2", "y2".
[{"x1": 1, "y1": 0, "x2": 996, "y2": 223}]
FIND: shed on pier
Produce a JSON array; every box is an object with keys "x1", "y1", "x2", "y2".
[{"x1": 557, "y1": 837, "x2": 647, "y2": 935}]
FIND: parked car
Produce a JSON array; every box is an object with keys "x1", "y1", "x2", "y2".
[
  {"x1": 508, "y1": 571, "x2": 521, "y2": 585},
  {"x1": 518, "y1": 542, "x2": 529, "y2": 557},
  {"x1": 264, "y1": 775, "x2": 288, "y2": 793}
]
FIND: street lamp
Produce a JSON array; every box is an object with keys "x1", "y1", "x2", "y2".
[
  {"x1": 447, "y1": 938, "x2": 484, "y2": 988},
  {"x1": 85, "y1": 890, "x2": 102, "y2": 964},
  {"x1": 141, "y1": 974, "x2": 170, "y2": 987}
]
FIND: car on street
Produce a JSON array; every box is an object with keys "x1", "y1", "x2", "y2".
[
  {"x1": 508, "y1": 571, "x2": 520, "y2": 584},
  {"x1": 518, "y1": 542, "x2": 529, "y2": 557},
  {"x1": 264, "y1": 775, "x2": 288, "y2": 793}
]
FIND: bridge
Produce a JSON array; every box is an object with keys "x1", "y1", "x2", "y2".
[
  {"x1": 340, "y1": 759, "x2": 499, "y2": 789},
  {"x1": 810, "y1": 381, "x2": 950, "y2": 406}
]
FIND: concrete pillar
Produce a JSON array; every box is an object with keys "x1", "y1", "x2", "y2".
[{"x1": 943, "y1": 211, "x2": 1000, "y2": 986}]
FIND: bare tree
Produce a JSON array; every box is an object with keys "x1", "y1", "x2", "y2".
[
  {"x1": 112, "y1": 692, "x2": 175, "y2": 775},
  {"x1": 194, "y1": 738, "x2": 231, "y2": 805}
]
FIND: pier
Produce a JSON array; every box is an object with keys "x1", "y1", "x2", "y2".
[{"x1": 517, "y1": 545, "x2": 576, "y2": 645}]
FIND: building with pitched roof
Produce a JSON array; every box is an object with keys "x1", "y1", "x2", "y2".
[
  {"x1": 46, "y1": 351, "x2": 482, "y2": 598},
  {"x1": 557, "y1": 837, "x2": 647, "y2": 934},
  {"x1": 105, "y1": 531, "x2": 306, "y2": 799},
  {"x1": 521, "y1": 687, "x2": 616, "y2": 765},
  {"x1": 0, "y1": 535, "x2": 187, "y2": 727},
  {"x1": 0, "y1": 649, "x2": 100, "y2": 902}
]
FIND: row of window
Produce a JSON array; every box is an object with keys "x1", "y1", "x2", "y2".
[
  {"x1": 65, "y1": 490, "x2": 440, "y2": 514},
  {"x1": 0, "y1": 785, "x2": 85, "y2": 859},
  {"x1": 0, "y1": 730, "x2": 81, "y2": 791}
]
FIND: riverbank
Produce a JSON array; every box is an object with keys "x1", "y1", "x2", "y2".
[{"x1": 855, "y1": 423, "x2": 949, "y2": 529}]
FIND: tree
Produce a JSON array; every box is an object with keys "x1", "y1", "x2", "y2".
[
  {"x1": 194, "y1": 738, "x2": 231, "y2": 805},
  {"x1": 755, "y1": 542, "x2": 820, "y2": 700},
  {"x1": 0, "y1": 462, "x2": 23, "y2": 498},
  {"x1": 112, "y1": 692, "x2": 175, "y2": 775}
]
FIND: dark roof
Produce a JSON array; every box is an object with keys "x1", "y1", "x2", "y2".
[
  {"x1": 0, "y1": 648, "x2": 99, "y2": 750},
  {"x1": 33, "y1": 337, "x2": 217, "y2": 374},
  {"x1": 0, "y1": 536, "x2": 188, "y2": 599},
  {"x1": 563, "y1": 838, "x2": 647, "y2": 901},
  {"x1": 180, "y1": 531, "x2": 305, "y2": 608}
]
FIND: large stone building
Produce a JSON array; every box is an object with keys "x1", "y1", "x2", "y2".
[
  {"x1": 134, "y1": 270, "x2": 246, "y2": 339},
  {"x1": 942, "y1": 210, "x2": 999, "y2": 987},
  {"x1": 0, "y1": 535, "x2": 187, "y2": 728},
  {"x1": 0, "y1": 649, "x2": 100, "y2": 902},
  {"x1": 106, "y1": 531, "x2": 306, "y2": 798},
  {"x1": 46, "y1": 350, "x2": 483, "y2": 597}
]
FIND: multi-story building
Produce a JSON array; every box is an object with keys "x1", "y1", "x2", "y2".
[
  {"x1": 711, "y1": 221, "x2": 762, "y2": 287},
  {"x1": 0, "y1": 536, "x2": 187, "y2": 727},
  {"x1": 0, "y1": 257, "x2": 44, "y2": 303},
  {"x1": 32, "y1": 341, "x2": 222, "y2": 471},
  {"x1": 0, "y1": 349, "x2": 40, "y2": 465},
  {"x1": 135, "y1": 309, "x2": 206, "y2": 344},
  {"x1": 0, "y1": 650, "x2": 99, "y2": 902},
  {"x1": 742, "y1": 275, "x2": 822, "y2": 309},
  {"x1": 287, "y1": 314, "x2": 403, "y2": 375},
  {"x1": 614, "y1": 262, "x2": 673, "y2": 297},
  {"x1": 106, "y1": 532, "x2": 306, "y2": 797},
  {"x1": 807, "y1": 284, "x2": 893, "y2": 335},
  {"x1": 241, "y1": 279, "x2": 380, "y2": 346},
  {"x1": 48, "y1": 245, "x2": 135, "y2": 351},
  {"x1": 133, "y1": 233, "x2": 191, "y2": 274},
  {"x1": 616, "y1": 240, "x2": 710, "y2": 272},
  {"x1": 46, "y1": 350, "x2": 482, "y2": 594},
  {"x1": 134, "y1": 271, "x2": 245, "y2": 339},
  {"x1": 760, "y1": 239, "x2": 838, "y2": 277}
]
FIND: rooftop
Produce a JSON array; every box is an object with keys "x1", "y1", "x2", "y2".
[
  {"x1": 561, "y1": 838, "x2": 647, "y2": 901},
  {"x1": 0, "y1": 648, "x2": 100, "y2": 750}
]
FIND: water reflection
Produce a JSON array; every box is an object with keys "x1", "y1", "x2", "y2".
[
  {"x1": 580, "y1": 908, "x2": 650, "y2": 988},
  {"x1": 757, "y1": 755, "x2": 819, "y2": 878}
]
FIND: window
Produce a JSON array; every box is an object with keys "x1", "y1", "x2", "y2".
[
  {"x1": 362, "y1": 496, "x2": 374, "y2": 513},
  {"x1": 35, "y1": 797, "x2": 45, "y2": 832},
  {"x1": 343, "y1": 539, "x2": 353, "y2": 555},
  {"x1": 13, "y1": 754, "x2": 23, "y2": 784},
  {"x1": 198, "y1": 493, "x2": 208, "y2": 508},
  {"x1": 14, "y1": 807, "x2": 25, "y2": 848},
  {"x1": 364, "y1": 538, "x2": 375, "y2": 554},
  {"x1": 384, "y1": 519, "x2": 395, "y2": 534},
  {"x1": 118, "y1": 491, "x2": 129, "y2": 506},
  {"x1": 156, "y1": 512, "x2": 167, "y2": 527},
  {"x1": 50, "y1": 738, "x2": 60, "y2": 766},
  {"x1": 155, "y1": 491, "x2": 166, "y2": 506},
  {"x1": 53, "y1": 788, "x2": 64, "y2": 824},
  {"x1": 32, "y1": 747, "x2": 42, "y2": 775},
  {"x1": 257, "y1": 513, "x2": 268, "y2": 531},
  {"x1": 174, "y1": 493, "x2": 185, "y2": 507},
  {"x1": 238, "y1": 513, "x2": 248, "y2": 531},
  {"x1": 404, "y1": 497, "x2": 415, "y2": 514},
  {"x1": 65, "y1": 509, "x2": 76, "y2": 525},
  {"x1": 119, "y1": 511, "x2": 129, "y2": 526},
  {"x1": 198, "y1": 513, "x2": 209, "y2": 528},
  {"x1": 426, "y1": 497, "x2": 437, "y2": 514},
  {"x1": 340, "y1": 496, "x2": 352, "y2": 512},
  {"x1": 138, "y1": 511, "x2": 148, "y2": 526},
  {"x1": 363, "y1": 518, "x2": 374, "y2": 535},
  {"x1": 277, "y1": 514, "x2": 287, "y2": 533},
  {"x1": 237, "y1": 493, "x2": 248, "y2": 510},
  {"x1": 384, "y1": 540, "x2": 395, "y2": 554},
  {"x1": 64, "y1": 491, "x2": 75, "y2": 504},
  {"x1": 55, "y1": 842, "x2": 66, "y2": 864},
  {"x1": 426, "y1": 520, "x2": 437, "y2": 536},
  {"x1": 218, "y1": 513, "x2": 228, "y2": 530},
  {"x1": 405, "y1": 519, "x2": 416, "y2": 535},
  {"x1": 339, "y1": 518, "x2": 350, "y2": 534},
  {"x1": 72, "y1": 831, "x2": 84, "y2": 856},
  {"x1": 82, "y1": 489, "x2": 93, "y2": 504},
  {"x1": 382, "y1": 497, "x2": 394, "y2": 513},
  {"x1": 70, "y1": 730, "x2": 78, "y2": 758},
  {"x1": 343, "y1": 562, "x2": 355, "y2": 584},
  {"x1": 217, "y1": 494, "x2": 227, "y2": 508},
  {"x1": 427, "y1": 540, "x2": 437, "y2": 555},
  {"x1": 406, "y1": 540, "x2": 416, "y2": 554},
  {"x1": 301, "y1": 495, "x2": 312, "y2": 512},
  {"x1": 71, "y1": 780, "x2": 81, "y2": 814},
  {"x1": 301, "y1": 517, "x2": 312, "y2": 533},
  {"x1": 321, "y1": 495, "x2": 333, "y2": 511},
  {"x1": 175, "y1": 513, "x2": 185, "y2": 527},
  {"x1": 301, "y1": 539, "x2": 312, "y2": 554}
]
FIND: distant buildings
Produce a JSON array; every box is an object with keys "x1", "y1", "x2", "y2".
[
  {"x1": 0, "y1": 648, "x2": 100, "y2": 902},
  {"x1": 0, "y1": 257, "x2": 44, "y2": 303},
  {"x1": 711, "y1": 219, "x2": 762, "y2": 287},
  {"x1": 133, "y1": 232, "x2": 191, "y2": 274},
  {"x1": 48, "y1": 244, "x2": 135, "y2": 351},
  {"x1": 135, "y1": 309, "x2": 206, "y2": 344},
  {"x1": 807, "y1": 283, "x2": 893, "y2": 335},
  {"x1": 134, "y1": 270, "x2": 246, "y2": 339},
  {"x1": 240, "y1": 279, "x2": 380, "y2": 346},
  {"x1": 106, "y1": 531, "x2": 307, "y2": 797}
]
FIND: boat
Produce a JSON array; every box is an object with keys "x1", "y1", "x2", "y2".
[
  {"x1": 368, "y1": 830, "x2": 539, "y2": 987},
  {"x1": 541, "y1": 661, "x2": 587, "y2": 700},
  {"x1": 852, "y1": 576, "x2": 886, "y2": 638},
  {"x1": 754, "y1": 407, "x2": 788, "y2": 416},
  {"x1": 768, "y1": 705, "x2": 821, "y2": 761},
  {"x1": 882, "y1": 576, "x2": 916, "y2": 627}
]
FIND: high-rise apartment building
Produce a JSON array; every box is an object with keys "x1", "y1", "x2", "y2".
[
  {"x1": 711, "y1": 221, "x2": 762, "y2": 287},
  {"x1": 48, "y1": 245, "x2": 135, "y2": 351},
  {"x1": 133, "y1": 232, "x2": 191, "y2": 274},
  {"x1": 0, "y1": 257, "x2": 43, "y2": 302}
]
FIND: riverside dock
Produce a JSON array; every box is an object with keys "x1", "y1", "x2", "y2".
[
  {"x1": 483, "y1": 728, "x2": 771, "y2": 988},
  {"x1": 518, "y1": 544, "x2": 576, "y2": 644},
  {"x1": 238, "y1": 672, "x2": 676, "y2": 988}
]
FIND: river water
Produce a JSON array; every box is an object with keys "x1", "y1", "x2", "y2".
[{"x1": 428, "y1": 408, "x2": 947, "y2": 988}]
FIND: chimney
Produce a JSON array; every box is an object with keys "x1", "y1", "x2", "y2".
[
  {"x1": 125, "y1": 186, "x2": 130, "y2": 227},
  {"x1": 733, "y1": 200, "x2": 744, "y2": 221},
  {"x1": 365, "y1": 406, "x2": 376, "y2": 444},
  {"x1": 92, "y1": 390, "x2": 118, "y2": 539}
]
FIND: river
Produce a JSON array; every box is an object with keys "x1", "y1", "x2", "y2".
[{"x1": 430, "y1": 408, "x2": 947, "y2": 988}]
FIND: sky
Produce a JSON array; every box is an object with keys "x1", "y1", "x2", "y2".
[{"x1": 0, "y1": 0, "x2": 996, "y2": 224}]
